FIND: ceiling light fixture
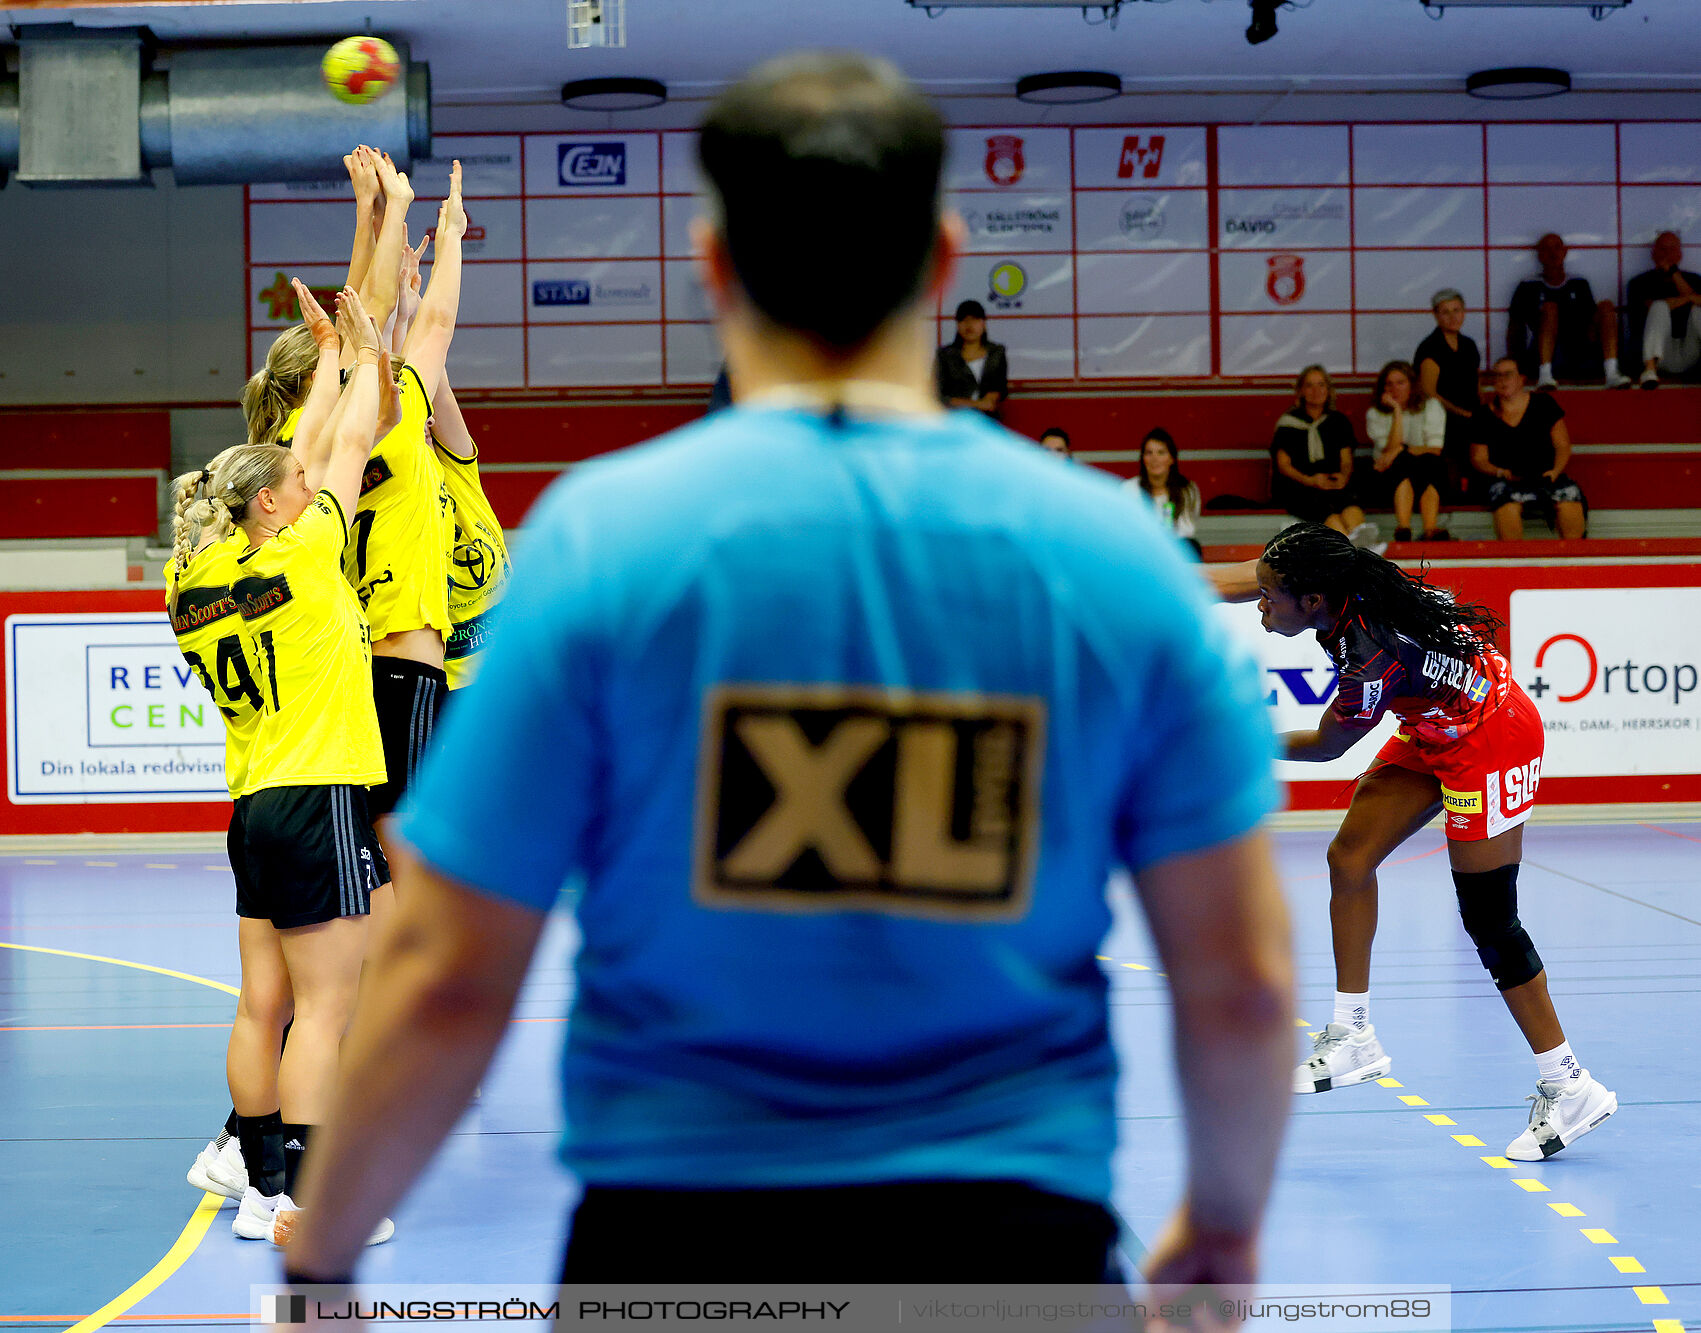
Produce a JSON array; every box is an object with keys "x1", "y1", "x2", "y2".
[
  {"x1": 1014, "y1": 71, "x2": 1123, "y2": 104},
  {"x1": 560, "y1": 76, "x2": 667, "y2": 111},
  {"x1": 1465, "y1": 66, "x2": 1572, "y2": 99}
]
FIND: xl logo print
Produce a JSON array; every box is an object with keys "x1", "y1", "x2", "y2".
[{"x1": 695, "y1": 686, "x2": 1044, "y2": 921}]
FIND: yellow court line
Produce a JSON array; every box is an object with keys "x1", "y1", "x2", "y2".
[
  {"x1": 1512, "y1": 1177, "x2": 1551, "y2": 1193},
  {"x1": 1398, "y1": 1094, "x2": 1429, "y2": 1106},
  {"x1": 1652, "y1": 1319, "x2": 1685, "y2": 1333},
  {"x1": 1, "y1": 938, "x2": 239, "y2": 1332},
  {"x1": 1480, "y1": 1155, "x2": 1516, "y2": 1168},
  {"x1": 1376, "y1": 1076, "x2": 1403, "y2": 1088},
  {"x1": 61, "y1": 1195, "x2": 223, "y2": 1333},
  {"x1": 1610, "y1": 1256, "x2": 1646, "y2": 1273},
  {"x1": 1121, "y1": 962, "x2": 1150, "y2": 972},
  {"x1": 1549, "y1": 1202, "x2": 1586, "y2": 1218},
  {"x1": 0, "y1": 942, "x2": 239, "y2": 997},
  {"x1": 1633, "y1": 1288, "x2": 1670, "y2": 1306},
  {"x1": 1452, "y1": 1134, "x2": 1485, "y2": 1147},
  {"x1": 1424, "y1": 1114, "x2": 1456, "y2": 1126},
  {"x1": 1581, "y1": 1227, "x2": 1619, "y2": 1244}
]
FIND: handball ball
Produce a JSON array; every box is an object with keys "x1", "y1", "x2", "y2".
[{"x1": 322, "y1": 36, "x2": 400, "y2": 105}]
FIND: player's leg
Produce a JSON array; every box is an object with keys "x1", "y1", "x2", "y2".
[
  {"x1": 1553, "y1": 499, "x2": 1586, "y2": 540},
  {"x1": 1493, "y1": 501, "x2": 1524, "y2": 541},
  {"x1": 1296, "y1": 761, "x2": 1441, "y2": 1094},
  {"x1": 219, "y1": 918, "x2": 293, "y2": 1215},
  {"x1": 1392, "y1": 477, "x2": 1414, "y2": 540},
  {"x1": 1445, "y1": 709, "x2": 1616, "y2": 1159}
]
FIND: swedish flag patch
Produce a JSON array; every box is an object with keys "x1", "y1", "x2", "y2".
[{"x1": 1465, "y1": 674, "x2": 1491, "y2": 703}]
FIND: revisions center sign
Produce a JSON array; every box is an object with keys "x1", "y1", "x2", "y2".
[
  {"x1": 1510, "y1": 588, "x2": 1701, "y2": 777},
  {"x1": 7, "y1": 613, "x2": 227, "y2": 804}
]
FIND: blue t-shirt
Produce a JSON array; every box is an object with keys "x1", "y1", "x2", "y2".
[{"x1": 396, "y1": 405, "x2": 1276, "y2": 1204}]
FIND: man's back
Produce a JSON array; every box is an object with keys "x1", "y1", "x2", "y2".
[{"x1": 402, "y1": 404, "x2": 1275, "y2": 1202}]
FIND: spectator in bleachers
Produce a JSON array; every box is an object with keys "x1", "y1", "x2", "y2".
[
  {"x1": 1038, "y1": 426, "x2": 1072, "y2": 458},
  {"x1": 936, "y1": 300, "x2": 1008, "y2": 417},
  {"x1": 1366, "y1": 360, "x2": 1450, "y2": 544},
  {"x1": 1413, "y1": 287, "x2": 1481, "y2": 476},
  {"x1": 1472, "y1": 357, "x2": 1587, "y2": 541},
  {"x1": 1507, "y1": 233, "x2": 1631, "y2": 391},
  {"x1": 1270, "y1": 365, "x2": 1373, "y2": 542},
  {"x1": 1628, "y1": 232, "x2": 1701, "y2": 389},
  {"x1": 1127, "y1": 427, "x2": 1201, "y2": 557}
]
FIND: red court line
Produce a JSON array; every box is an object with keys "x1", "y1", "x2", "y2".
[{"x1": 1639, "y1": 822, "x2": 1701, "y2": 845}]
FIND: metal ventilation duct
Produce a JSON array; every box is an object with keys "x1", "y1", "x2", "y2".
[{"x1": 0, "y1": 30, "x2": 431, "y2": 187}]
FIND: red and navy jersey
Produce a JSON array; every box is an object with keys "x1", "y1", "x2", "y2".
[{"x1": 1322, "y1": 604, "x2": 1512, "y2": 745}]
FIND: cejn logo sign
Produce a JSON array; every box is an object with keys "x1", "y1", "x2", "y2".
[
  {"x1": 1266, "y1": 254, "x2": 1306, "y2": 305},
  {"x1": 557, "y1": 142, "x2": 626, "y2": 187},
  {"x1": 1527, "y1": 633, "x2": 1698, "y2": 705},
  {"x1": 1118, "y1": 135, "x2": 1165, "y2": 180}
]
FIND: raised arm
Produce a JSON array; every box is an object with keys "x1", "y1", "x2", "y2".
[
  {"x1": 401, "y1": 160, "x2": 466, "y2": 401},
  {"x1": 344, "y1": 147, "x2": 382, "y2": 294},
  {"x1": 1135, "y1": 831, "x2": 1293, "y2": 1294},
  {"x1": 392, "y1": 231, "x2": 429, "y2": 356},
  {"x1": 430, "y1": 375, "x2": 476, "y2": 462},
  {"x1": 286, "y1": 281, "x2": 345, "y2": 489},
  {"x1": 318, "y1": 288, "x2": 385, "y2": 521},
  {"x1": 354, "y1": 151, "x2": 415, "y2": 352}
]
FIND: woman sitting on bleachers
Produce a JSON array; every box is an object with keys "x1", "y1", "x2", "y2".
[
  {"x1": 1366, "y1": 359, "x2": 1451, "y2": 543},
  {"x1": 1471, "y1": 357, "x2": 1587, "y2": 541},
  {"x1": 1270, "y1": 364, "x2": 1373, "y2": 543}
]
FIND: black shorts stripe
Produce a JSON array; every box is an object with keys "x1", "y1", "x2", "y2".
[{"x1": 332, "y1": 787, "x2": 354, "y2": 918}]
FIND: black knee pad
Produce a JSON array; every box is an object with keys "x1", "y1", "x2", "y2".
[{"x1": 1453, "y1": 864, "x2": 1543, "y2": 991}]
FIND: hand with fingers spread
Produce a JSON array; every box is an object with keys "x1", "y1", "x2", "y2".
[
  {"x1": 373, "y1": 148, "x2": 414, "y2": 210},
  {"x1": 396, "y1": 224, "x2": 422, "y2": 331},
  {"x1": 337, "y1": 286, "x2": 385, "y2": 362},
  {"x1": 347, "y1": 146, "x2": 380, "y2": 213},
  {"x1": 435, "y1": 160, "x2": 466, "y2": 244},
  {"x1": 294, "y1": 280, "x2": 340, "y2": 353}
]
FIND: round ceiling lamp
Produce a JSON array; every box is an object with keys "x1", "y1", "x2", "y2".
[
  {"x1": 561, "y1": 76, "x2": 668, "y2": 111},
  {"x1": 1465, "y1": 67, "x2": 1571, "y2": 100},
  {"x1": 1015, "y1": 71, "x2": 1123, "y2": 105}
]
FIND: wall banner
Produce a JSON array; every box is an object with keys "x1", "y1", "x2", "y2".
[{"x1": 6, "y1": 613, "x2": 227, "y2": 804}]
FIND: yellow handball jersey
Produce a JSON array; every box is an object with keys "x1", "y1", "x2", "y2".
[
  {"x1": 234, "y1": 490, "x2": 386, "y2": 792},
  {"x1": 276, "y1": 405, "x2": 302, "y2": 447},
  {"x1": 346, "y1": 363, "x2": 454, "y2": 643},
  {"x1": 165, "y1": 533, "x2": 263, "y2": 798},
  {"x1": 435, "y1": 439, "x2": 511, "y2": 689}
]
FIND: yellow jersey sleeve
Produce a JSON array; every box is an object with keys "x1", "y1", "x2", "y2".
[
  {"x1": 294, "y1": 489, "x2": 351, "y2": 567},
  {"x1": 276, "y1": 405, "x2": 304, "y2": 447}
]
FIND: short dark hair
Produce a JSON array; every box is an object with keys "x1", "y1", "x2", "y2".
[
  {"x1": 697, "y1": 52, "x2": 945, "y2": 351},
  {"x1": 955, "y1": 300, "x2": 986, "y2": 322},
  {"x1": 1039, "y1": 426, "x2": 1070, "y2": 445}
]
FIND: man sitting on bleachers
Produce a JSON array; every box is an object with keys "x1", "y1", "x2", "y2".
[
  {"x1": 1508, "y1": 233, "x2": 1631, "y2": 391},
  {"x1": 1628, "y1": 232, "x2": 1701, "y2": 389}
]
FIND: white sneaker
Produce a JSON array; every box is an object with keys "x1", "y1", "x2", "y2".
[
  {"x1": 1640, "y1": 369, "x2": 1661, "y2": 389},
  {"x1": 1604, "y1": 370, "x2": 1634, "y2": 389},
  {"x1": 268, "y1": 1195, "x2": 395, "y2": 1249},
  {"x1": 1346, "y1": 521, "x2": 1382, "y2": 551},
  {"x1": 232, "y1": 1186, "x2": 281, "y2": 1240},
  {"x1": 1505, "y1": 1071, "x2": 1618, "y2": 1160},
  {"x1": 1294, "y1": 1022, "x2": 1392, "y2": 1094},
  {"x1": 1534, "y1": 373, "x2": 1559, "y2": 391},
  {"x1": 188, "y1": 1138, "x2": 247, "y2": 1203}
]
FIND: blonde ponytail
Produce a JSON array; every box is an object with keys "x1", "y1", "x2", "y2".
[
  {"x1": 241, "y1": 325, "x2": 319, "y2": 444},
  {"x1": 167, "y1": 469, "x2": 209, "y2": 612}
]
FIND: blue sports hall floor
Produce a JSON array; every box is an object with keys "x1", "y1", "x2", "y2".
[{"x1": 1, "y1": 820, "x2": 1696, "y2": 1333}]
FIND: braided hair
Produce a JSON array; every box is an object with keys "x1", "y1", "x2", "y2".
[{"x1": 1261, "y1": 522, "x2": 1500, "y2": 660}]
